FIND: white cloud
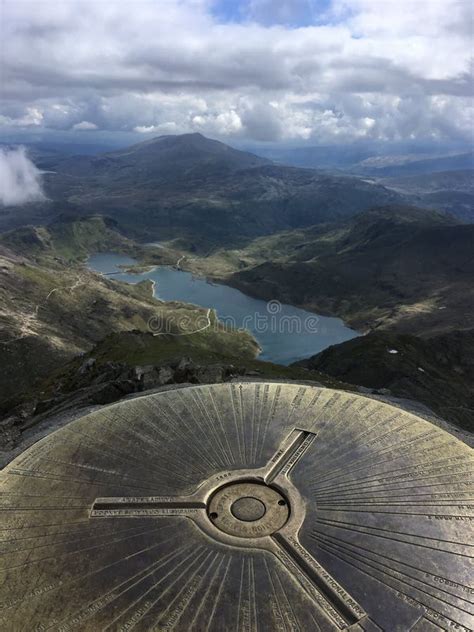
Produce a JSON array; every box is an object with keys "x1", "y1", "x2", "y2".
[
  {"x1": 0, "y1": 147, "x2": 46, "y2": 206},
  {"x1": 134, "y1": 121, "x2": 179, "y2": 134},
  {"x1": 72, "y1": 120, "x2": 98, "y2": 131},
  {"x1": 0, "y1": 0, "x2": 472, "y2": 143}
]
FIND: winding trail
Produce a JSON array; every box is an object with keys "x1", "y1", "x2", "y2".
[
  {"x1": 175, "y1": 255, "x2": 187, "y2": 269},
  {"x1": 1, "y1": 256, "x2": 214, "y2": 348},
  {"x1": 0, "y1": 274, "x2": 87, "y2": 346},
  {"x1": 91, "y1": 259, "x2": 213, "y2": 338},
  {"x1": 152, "y1": 307, "x2": 213, "y2": 337}
]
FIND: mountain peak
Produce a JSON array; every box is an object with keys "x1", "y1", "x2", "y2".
[
  {"x1": 53, "y1": 132, "x2": 271, "y2": 181},
  {"x1": 100, "y1": 132, "x2": 271, "y2": 176}
]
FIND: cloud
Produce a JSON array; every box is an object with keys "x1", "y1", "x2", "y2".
[
  {"x1": 240, "y1": 103, "x2": 283, "y2": 141},
  {"x1": 0, "y1": 0, "x2": 472, "y2": 144},
  {"x1": 0, "y1": 147, "x2": 46, "y2": 206},
  {"x1": 72, "y1": 120, "x2": 98, "y2": 131}
]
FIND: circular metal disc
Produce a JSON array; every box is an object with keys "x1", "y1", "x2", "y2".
[{"x1": 0, "y1": 383, "x2": 473, "y2": 631}]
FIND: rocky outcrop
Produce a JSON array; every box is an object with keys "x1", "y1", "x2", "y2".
[{"x1": 0, "y1": 357, "x2": 258, "y2": 452}]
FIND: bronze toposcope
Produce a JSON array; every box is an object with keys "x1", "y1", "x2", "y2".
[{"x1": 0, "y1": 383, "x2": 473, "y2": 630}]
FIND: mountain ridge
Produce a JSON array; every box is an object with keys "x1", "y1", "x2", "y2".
[
  {"x1": 53, "y1": 132, "x2": 271, "y2": 180},
  {"x1": 187, "y1": 205, "x2": 474, "y2": 335},
  {"x1": 2, "y1": 133, "x2": 407, "y2": 245}
]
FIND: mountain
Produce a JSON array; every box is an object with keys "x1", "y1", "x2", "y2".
[
  {"x1": 202, "y1": 205, "x2": 474, "y2": 335},
  {"x1": 242, "y1": 144, "x2": 474, "y2": 222},
  {"x1": 383, "y1": 169, "x2": 474, "y2": 222},
  {"x1": 244, "y1": 144, "x2": 375, "y2": 169},
  {"x1": 294, "y1": 330, "x2": 474, "y2": 432},
  {"x1": 243, "y1": 142, "x2": 473, "y2": 174},
  {"x1": 4, "y1": 134, "x2": 406, "y2": 246},
  {"x1": 352, "y1": 151, "x2": 474, "y2": 177},
  {"x1": 52, "y1": 132, "x2": 271, "y2": 180}
]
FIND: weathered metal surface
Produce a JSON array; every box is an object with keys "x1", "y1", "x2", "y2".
[{"x1": 0, "y1": 382, "x2": 472, "y2": 631}]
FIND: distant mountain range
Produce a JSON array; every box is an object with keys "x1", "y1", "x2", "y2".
[
  {"x1": 383, "y1": 169, "x2": 474, "y2": 222},
  {"x1": 3, "y1": 133, "x2": 473, "y2": 240},
  {"x1": 247, "y1": 143, "x2": 474, "y2": 176},
  {"x1": 352, "y1": 151, "x2": 474, "y2": 177},
  {"x1": 3, "y1": 133, "x2": 405, "y2": 245}
]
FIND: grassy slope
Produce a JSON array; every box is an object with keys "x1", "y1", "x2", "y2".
[
  {"x1": 53, "y1": 330, "x2": 349, "y2": 385},
  {"x1": 182, "y1": 206, "x2": 474, "y2": 336},
  {"x1": 0, "y1": 217, "x2": 258, "y2": 405}
]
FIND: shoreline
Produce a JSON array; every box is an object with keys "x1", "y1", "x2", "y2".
[{"x1": 86, "y1": 251, "x2": 360, "y2": 366}]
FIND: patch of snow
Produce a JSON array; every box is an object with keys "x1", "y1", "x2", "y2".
[
  {"x1": 418, "y1": 367, "x2": 425, "y2": 373},
  {"x1": 388, "y1": 349, "x2": 399, "y2": 354}
]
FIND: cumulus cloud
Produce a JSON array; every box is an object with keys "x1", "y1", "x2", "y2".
[
  {"x1": 0, "y1": 147, "x2": 46, "y2": 206},
  {"x1": 0, "y1": 0, "x2": 472, "y2": 144}
]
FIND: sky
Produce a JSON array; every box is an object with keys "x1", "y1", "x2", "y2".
[{"x1": 0, "y1": 0, "x2": 473, "y2": 146}]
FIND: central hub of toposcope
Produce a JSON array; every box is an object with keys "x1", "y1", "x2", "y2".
[{"x1": 207, "y1": 481, "x2": 290, "y2": 538}]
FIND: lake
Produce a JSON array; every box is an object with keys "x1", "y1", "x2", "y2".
[{"x1": 88, "y1": 253, "x2": 360, "y2": 365}]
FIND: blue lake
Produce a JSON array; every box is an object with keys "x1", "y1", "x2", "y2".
[{"x1": 88, "y1": 253, "x2": 360, "y2": 365}]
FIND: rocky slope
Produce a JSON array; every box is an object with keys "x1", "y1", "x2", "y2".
[{"x1": 0, "y1": 329, "x2": 356, "y2": 455}]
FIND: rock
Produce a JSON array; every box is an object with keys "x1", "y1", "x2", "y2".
[
  {"x1": 34, "y1": 398, "x2": 60, "y2": 415},
  {"x1": 132, "y1": 365, "x2": 175, "y2": 388},
  {"x1": 0, "y1": 416, "x2": 21, "y2": 449},
  {"x1": 91, "y1": 380, "x2": 137, "y2": 404},
  {"x1": 174, "y1": 357, "x2": 197, "y2": 382},
  {"x1": 78, "y1": 357, "x2": 96, "y2": 375},
  {"x1": 155, "y1": 366, "x2": 175, "y2": 386},
  {"x1": 93, "y1": 362, "x2": 124, "y2": 384},
  {"x1": 195, "y1": 365, "x2": 227, "y2": 384}
]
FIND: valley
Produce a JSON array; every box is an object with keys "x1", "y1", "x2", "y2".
[
  {"x1": 0, "y1": 214, "x2": 353, "y2": 456},
  {"x1": 0, "y1": 217, "x2": 259, "y2": 402},
  {"x1": 0, "y1": 133, "x2": 473, "y2": 458},
  {"x1": 87, "y1": 252, "x2": 359, "y2": 365}
]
